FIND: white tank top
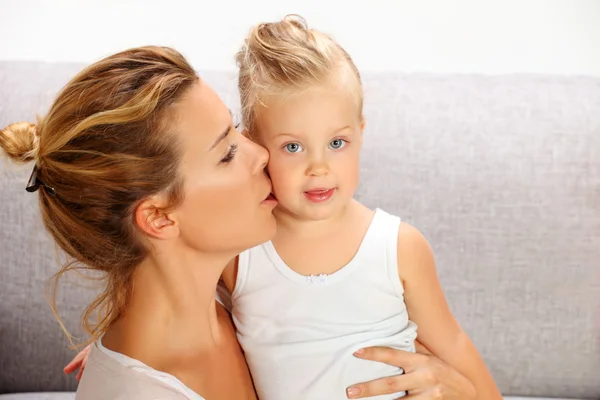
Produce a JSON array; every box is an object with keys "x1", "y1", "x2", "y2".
[
  {"x1": 231, "y1": 208, "x2": 418, "y2": 400},
  {"x1": 96, "y1": 337, "x2": 204, "y2": 400}
]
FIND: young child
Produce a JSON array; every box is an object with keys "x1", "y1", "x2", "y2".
[{"x1": 220, "y1": 15, "x2": 501, "y2": 400}]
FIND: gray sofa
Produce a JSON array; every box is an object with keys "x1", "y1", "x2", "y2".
[{"x1": 0, "y1": 61, "x2": 598, "y2": 399}]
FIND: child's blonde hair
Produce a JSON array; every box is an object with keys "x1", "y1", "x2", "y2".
[{"x1": 236, "y1": 15, "x2": 363, "y2": 136}]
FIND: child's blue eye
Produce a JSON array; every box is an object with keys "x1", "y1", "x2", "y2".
[
  {"x1": 329, "y1": 139, "x2": 346, "y2": 150},
  {"x1": 285, "y1": 143, "x2": 303, "y2": 153}
]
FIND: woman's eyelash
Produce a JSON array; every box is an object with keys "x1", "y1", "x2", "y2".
[
  {"x1": 235, "y1": 123, "x2": 241, "y2": 129},
  {"x1": 220, "y1": 143, "x2": 238, "y2": 164}
]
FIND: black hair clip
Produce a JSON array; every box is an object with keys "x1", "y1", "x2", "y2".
[{"x1": 26, "y1": 165, "x2": 55, "y2": 195}]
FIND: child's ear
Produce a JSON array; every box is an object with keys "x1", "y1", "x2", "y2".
[{"x1": 134, "y1": 196, "x2": 179, "y2": 240}]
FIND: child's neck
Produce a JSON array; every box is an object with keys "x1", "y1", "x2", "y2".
[
  {"x1": 273, "y1": 199, "x2": 357, "y2": 240},
  {"x1": 270, "y1": 199, "x2": 375, "y2": 276}
]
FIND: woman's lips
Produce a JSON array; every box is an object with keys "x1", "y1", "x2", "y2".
[{"x1": 261, "y1": 192, "x2": 278, "y2": 207}]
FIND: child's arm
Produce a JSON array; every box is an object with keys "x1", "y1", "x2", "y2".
[{"x1": 397, "y1": 223, "x2": 502, "y2": 399}]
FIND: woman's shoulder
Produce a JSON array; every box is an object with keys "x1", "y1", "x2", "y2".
[{"x1": 75, "y1": 344, "x2": 194, "y2": 400}]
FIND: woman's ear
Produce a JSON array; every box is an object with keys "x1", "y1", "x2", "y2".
[{"x1": 134, "y1": 197, "x2": 179, "y2": 240}]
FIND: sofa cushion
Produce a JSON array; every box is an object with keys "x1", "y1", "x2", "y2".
[{"x1": 0, "y1": 393, "x2": 75, "y2": 400}]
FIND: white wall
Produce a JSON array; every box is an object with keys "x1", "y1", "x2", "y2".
[{"x1": 1, "y1": 0, "x2": 599, "y2": 75}]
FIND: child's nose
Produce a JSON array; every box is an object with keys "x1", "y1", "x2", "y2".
[{"x1": 306, "y1": 159, "x2": 328, "y2": 177}]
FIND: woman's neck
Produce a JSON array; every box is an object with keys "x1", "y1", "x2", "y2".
[{"x1": 102, "y1": 242, "x2": 234, "y2": 369}]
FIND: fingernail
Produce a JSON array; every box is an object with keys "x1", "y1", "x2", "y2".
[
  {"x1": 346, "y1": 387, "x2": 359, "y2": 398},
  {"x1": 353, "y1": 348, "x2": 364, "y2": 355}
]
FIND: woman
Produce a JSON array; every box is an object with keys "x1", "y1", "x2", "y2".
[{"x1": 2, "y1": 46, "x2": 477, "y2": 399}]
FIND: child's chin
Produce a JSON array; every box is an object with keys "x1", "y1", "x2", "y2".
[
  {"x1": 276, "y1": 199, "x2": 340, "y2": 221},
  {"x1": 299, "y1": 206, "x2": 338, "y2": 222}
]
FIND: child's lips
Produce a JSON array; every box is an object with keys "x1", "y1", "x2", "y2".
[{"x1": 304, "y1": 188, "x2": 335, "y2": 202}]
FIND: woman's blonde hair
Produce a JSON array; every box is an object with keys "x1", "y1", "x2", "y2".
[
  {"x1": 236, "y1": 15, "x2": 363, "y2": 136},
  {"x1": 0, "y1": 46, "x2": 198, "y2": 346}
]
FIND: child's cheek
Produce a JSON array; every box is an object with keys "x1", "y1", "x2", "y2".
[
  {"x1": 266, "y1": 158, "x2": 290, "y2": 196},
  {"x1": 343, "y1": 154, "x2": 361, "y2": 195}
]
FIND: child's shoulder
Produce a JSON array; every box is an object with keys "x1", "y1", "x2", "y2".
[
  {"x1": 395, "y1": 219, "x2": 436, "y2": 281},
  {"x1": 372, "y1": 207, "x2": 429, "y2": 246},
  {"x1": 371, "y1": 206, "x2": 434, "y2": 275},
  {"x1": 398, "y1": 221, "x2": 432, "y2": 255}
]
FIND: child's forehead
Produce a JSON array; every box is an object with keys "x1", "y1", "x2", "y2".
[
  {"x1": 273, "y1": 83, "x2": 356, "y2": 104},
  {"x1": 257, "y1": 87, "x2": 359, "y2": 120},
  {"x1": 256, "y1": 112, "x2": 360, "y2": 143},
  {"x1": 250, "y1": 83, "x2": 362, "y2": 140}
]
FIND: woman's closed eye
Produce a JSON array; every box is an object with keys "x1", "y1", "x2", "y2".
[{"x1": 220, "y1": 143, "x2": 238, "y2": 164}]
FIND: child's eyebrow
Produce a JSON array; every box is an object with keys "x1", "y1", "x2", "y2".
[
  {"x1": 333, "y1": 125, "x2": 352, "y2": 134},
  {"x1": 274, "y1": 125, "x2": 352, "y2": 138},
  {"x1": 274, "y1": 132, "x2": 301, "y2": 139}
]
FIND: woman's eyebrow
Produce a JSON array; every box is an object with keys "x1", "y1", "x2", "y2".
[
  {"x1": 209, "y1": 124, "x2": 233, "y2": 151},
  {"x1": 209, "y1": 109, "x2": 235, "y2": 151}
]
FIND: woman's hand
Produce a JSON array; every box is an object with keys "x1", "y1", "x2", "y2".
[
  {"x1": 346, "y1": 342, "x2": 477, "y2": 399},
  {"x1": 63, "y1": 344, "x2": 92, "y2": 381}
]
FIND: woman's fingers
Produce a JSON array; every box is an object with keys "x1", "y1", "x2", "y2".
[
  {"x1": 346, "y1": 368, "x2": 431, "y2": 398},
  {"x1": 64, "y1": 349, "x2": 86, "y2": 373},
  {"x1": 354, "y1": 346, "x2": 427, "y2": 370},
  {"x1": 348, "y1": 346, "x2": 445, "y2": 399},
  {"x1": 350, "y1": 345, "x2": 477, "y2": 400},
  {"x1": 64, "y1": 344, "x2": 91, "y2": 376},
  {"x1": 63, "y1": 358, "x2": 81, "y2": 374},
  {"x1": 404, "y1": 391, "x2": 434, "y2": 399}
]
